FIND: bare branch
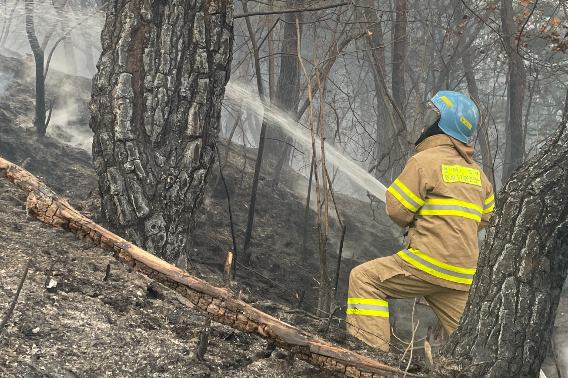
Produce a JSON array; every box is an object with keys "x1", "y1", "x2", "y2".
[{"x1": 234, "y1": 1, "x2": 352, "y2": 19}]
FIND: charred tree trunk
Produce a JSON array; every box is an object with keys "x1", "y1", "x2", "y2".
[
  {"x1": 240, "y1": 0, "x2": 268, "y2": 266},
  {"x1": 501, "y1": 0, "x2": 526, "y2": 182},
  {"x1": 89, "y1": 0, "x2": 233, "y2": 264},
  {"x1": 443, "y1": 97, "x2": 568, "y2": 377},
  {"x1": 24, "y1": 0, "x2": 46, "y2": 136}
]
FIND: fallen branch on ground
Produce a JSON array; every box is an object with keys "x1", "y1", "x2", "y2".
[
  {"x1": 0, "y1": 257, "x2": 32, "y2": 330},
  {"x1": 0, "y1": 156, "x2": 423, "y2": 378}
]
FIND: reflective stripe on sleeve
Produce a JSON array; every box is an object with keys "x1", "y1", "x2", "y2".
[
  {"x1": 346, "y1": 298, "x2": 389, "y2": 317},
  {"x1": 417, "y1": 199, "x2": 482, "y2": 221},
  {"x1": 483, "y1": 195, "x2": 495, "y2": 214},
  {"x1": 387, "y1": 179, "x2": 425, "y2": 212},
  {"x1": 397, "y1": 248, "x2": 475, "y2": 285}
]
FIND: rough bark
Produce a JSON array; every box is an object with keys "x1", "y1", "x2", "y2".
[
  {"x1": 89, "y1": 0, "x2": 233, "y2": 264},
  {"x1": 0, "y1": 156, "x2": 422, "y2": 378},
  {"x1": 443, "y1": 105, "x2": 568, "y2": 377},
  {"x1": 501, "y1": 0, "x2": 526, "y2": 182},
  {"x1": 24, "y1": 0, "x2": 46, "y2": 136}
]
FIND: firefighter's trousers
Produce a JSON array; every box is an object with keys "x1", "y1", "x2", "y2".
[{"x1": 346, "y1": 255, "x2": 469, "y2": 351}]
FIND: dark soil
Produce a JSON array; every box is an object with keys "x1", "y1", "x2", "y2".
[{"x1": 0, "y1": 176, "x2": 330, "y2": 378}]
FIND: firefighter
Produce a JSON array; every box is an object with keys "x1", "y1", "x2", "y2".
[{"x1": 346, "y1": 91, "x2": 494, "y2": 351}]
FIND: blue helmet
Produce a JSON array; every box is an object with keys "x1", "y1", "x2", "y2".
[{"x1": 430, "y1": 91, "x2": 479, "y2": 144}]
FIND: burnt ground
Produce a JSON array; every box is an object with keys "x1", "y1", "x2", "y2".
[
  {"x1": 0, "y1": 52, "x2": 566, "y2": 377},
  {"x1": 0, "y1": 115, "x2": 411, "y2": 377}
]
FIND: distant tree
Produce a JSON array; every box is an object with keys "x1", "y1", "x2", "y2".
[
  {"x1": 24, "y1": 0, "x2": 46, "y2": 136},
  {"x1": 89, "y1": 0, "x2": 233, "y2": 264},
  {"x1": 501, "y1": 0, "x2": 526, "y2": 182}
]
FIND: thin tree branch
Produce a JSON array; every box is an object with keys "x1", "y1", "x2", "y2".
[
  {"x1": 0, "y1": 257, "x2": 32, "y2": 330},
  {"x1": 234, "y1": 1, "x2": 352, "y2": 18}
]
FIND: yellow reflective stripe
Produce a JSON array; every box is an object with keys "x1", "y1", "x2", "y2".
[
  {"x1": 388, "y1": 186, "x2": 419, "y2": 212},
  {"x1": 346, "y1": 308, "x2": 389, "y2": 317},
  {"x1": 460, "y1": 116, "x2": 472, "y2": 130},
  {"x1": 418, "y1": 198, "x2": 482, "y2": 221},
  {"x1": 439, "y1": 96, "x2": 454, "y2": 107},
  {"x1": 348, "y1": 298, "x2": 388, "y2": 307},
  {"x1": 483, "y1": 195, "x2": 495, "y2": 214},
  {"x1": 387, "y1": 179, "x2": 424, "y2": 212},
  {"x1": 398, "y1": 250, "x2": 473, "y2": 285},
  {"x1": 394, "y1": 179, "x2": 425, "y2": 206},
  {"x1": 425, "y1": 199, "x2": 482, "y2": 212},
  {"x1": 418, "y1": 209, "x2": 481, "y2": 222},
  {"x1": 482, "y1": 205, "x2": 494, "y2": 214},
  {"x1": 408, "y1": 248, "x2": 476, "y2": 275}
]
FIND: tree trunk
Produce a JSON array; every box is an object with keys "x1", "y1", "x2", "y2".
[
  {"x1": 89, "y1": 0, "x2": 233, "y2": 264},
  {"x1": 80, "y1": 0, "x2": 96, "y2": 77},
  {"x1": 24, "y1": 0, "x2": 46, "y2": 136},
  {"x1": 501, "y1": 0, "x2": 526, "y2": 182},
  {"x1": 0, "y1": 0, "x2": 20, "y2": 48},
  {"x1": 269, "y1": 0, "x2": 303, "y2": 184},
  {"x1": 462, "y1": 48, "x2": 495, "y2": 188},
  {"x1": 81, "y1": 30, "x2": 96, "y2": 77},
  {"x1": 301, "y1": 157, "x2": 314, "y2": 251},
  {"x1": 362, "y1": 0, "x2": 402, "y2": 180},
  {"x1": 55, "y1": 3, "x2": 77, "y2": 76},
  {"x1": 391, "y1": 0, "x2": 407, "y2": 112},
  {"x1": 240, "y1": 0, "x2": 268, "y2": 266},
  {"x1": 443, "y1": 95, "x2": 568, "y2": 377}
]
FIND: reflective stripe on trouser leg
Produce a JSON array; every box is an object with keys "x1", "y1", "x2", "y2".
[
  {"x1": 346, "y1": 298, "x2": 389, "y2": 317},
  {"x1": 346, "y1": 264, "x2": 391, "y2": 351}
]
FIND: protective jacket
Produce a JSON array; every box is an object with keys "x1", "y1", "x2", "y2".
[{"x1": 386, "y1": 134, "x2": 494, "y2": 291}]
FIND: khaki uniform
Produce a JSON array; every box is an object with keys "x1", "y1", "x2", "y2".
[{"x1": 347, "y1": 134, "x2": 494, "y2": 351}]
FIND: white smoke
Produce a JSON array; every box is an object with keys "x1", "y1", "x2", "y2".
[{"x1": 0, "y1": 71, "x2": 14, "y2": 96}]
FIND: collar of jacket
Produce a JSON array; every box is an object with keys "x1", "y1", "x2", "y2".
[{"x1": 415, "y1": 134, "x2": 475, "y2": 164}]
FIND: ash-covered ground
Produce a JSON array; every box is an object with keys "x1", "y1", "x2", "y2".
[{"x1": 0, "y1": 53, "x2": 566, "y2": 377}]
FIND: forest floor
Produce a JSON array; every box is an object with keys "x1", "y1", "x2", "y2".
[{"x1": 0, "y1": 53, "x2": 566, "y2": 377}]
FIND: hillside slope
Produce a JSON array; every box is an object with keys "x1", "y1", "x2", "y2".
[{"x1": 1, "y1": 52, "x2": 566, "y2": 377}]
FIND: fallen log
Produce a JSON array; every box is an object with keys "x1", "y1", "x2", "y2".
[{"x1": 0, "y1": 156, "x2": 423, "y2": 378}]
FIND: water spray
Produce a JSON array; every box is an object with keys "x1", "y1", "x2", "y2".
[{"x1": 225, "y1": 81, "x2": 389, "y2": 203}]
